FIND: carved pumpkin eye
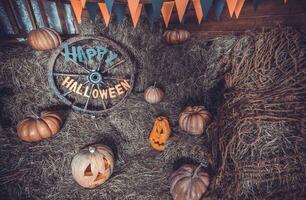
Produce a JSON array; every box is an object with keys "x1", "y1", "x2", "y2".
[
  {"x1": 84, "y1": 167, "x2": 107, "y2": 182},
  {"x1": 94, "y1": 172, "x2": 106, "y2": 181},
  {"x1": 84, "y1": 164, "x2": 93, "y2": 176},
  {"x1": 104, "y1": 158, "x2": 110, "y2": 169},
  {"x1": 84, "y1": 157, "x2": 110, "y2": 180}
]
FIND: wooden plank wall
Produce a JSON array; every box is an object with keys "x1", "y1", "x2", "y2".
[
  {"x1": 0, "y1": 0, "x2": 305, "y2": 41},
  {"x1": 0, "y1": 0, "x2": 79, "y2": 41}
]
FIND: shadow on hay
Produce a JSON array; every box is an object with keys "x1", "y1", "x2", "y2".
[
  {"x1": 0, "y1": 86, "x2": 14, "y2": 128},
  {"x1": 80, "y1": 134, "x2": 121, "y2": 161}
]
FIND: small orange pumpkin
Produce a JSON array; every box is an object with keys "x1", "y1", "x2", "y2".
[
  {"x1": 71, "y1": 144, "x2": 114, "y2": 188},
  {"x1": 163, "y1": 29, "x2": 190, "y2": 45},
  {"x1": 179, "y1": 106, "x2": 211, "y2": 135},
  {"x1": 170, "y1": 164, "x2": 210, "y2": 200},
  {"x1": 27, "y1": 27, "x2": 61, "y2": 51},
  {"x1": 149, "y1": 116, "x2": 171, "y2": 151},
  {"x1": 17, "y1": 111, "x2": 63, "y2": 142},
  {"x1": 144, "y1": 84, "x2": 164, "y2": 104}
]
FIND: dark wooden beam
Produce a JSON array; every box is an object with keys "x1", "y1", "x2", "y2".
[
  {"x1": 55, "y1": 0, "x2": 69, "y2": 34},
  {"x1": 24, "y1": 0, "x2": 37, "y2": 30},
  {"x1": 2, "y1": 0, "x2": 20, "y2": 34},
  {"x1": 0, "y1": 33, "x2": 78, "y2": 40},
  {"x1": 7, "y1": 0, "x2": 27, "y2": 33},
  {"x1": 36, "y1": 0, "x2": 50, "y2": 27}
]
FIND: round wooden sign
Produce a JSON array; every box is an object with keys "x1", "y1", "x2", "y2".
[{"x1": 48, "y1": 36, "x2": 135, "y2": 114}]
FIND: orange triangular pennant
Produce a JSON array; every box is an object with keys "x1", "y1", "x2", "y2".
[
  {"x1": 226, "y1": 0, "x2": 238, "y2": 17},
  {"x1": 71, "y1": 0, "x2": 83, "y2": 24},
  {"x1": 234, "y1": 0, "x2": 245, "y2": 18},
  {"x1": 80, "y1": 0, "x2": 86, "y2": 8},
  {"x1": 161, "y1": 1, "x2": 175, "y2": 27},
  {"x1": 128, "y1": 0, "x2": 140, "y2": 16},
  {"x1": 193, "y1": 0, "x2": 203, "y2": 24},
  {"x1": 175, "y1": 0, "x2": 189, "y2": 22},
  {"x1": 98, "y1": 3, "x2": 111, "y2": 27},
  {"x1": 131, "y1": 3, "x2": 142, "y2": 28}
]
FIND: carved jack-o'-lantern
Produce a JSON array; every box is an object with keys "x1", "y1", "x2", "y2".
[
  {"x1": 149, "y1": 116, "x2": 171, "y2": 151},
  {"x1": 71, "y1": 144, "x2": 114, "y2": 188}
]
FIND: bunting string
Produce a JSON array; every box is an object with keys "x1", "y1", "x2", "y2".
[{"x1": 70, "y1": 0, "x2": 288, "y2": 28}]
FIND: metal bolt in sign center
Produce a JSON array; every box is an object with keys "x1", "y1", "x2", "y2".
[{"x1": 88, "y1": 71, "x2": 103, "y2": 84}]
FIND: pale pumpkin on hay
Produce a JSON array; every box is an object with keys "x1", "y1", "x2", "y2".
[
  {"x1": 149, "y1": 116, "x2": 171, "y2": 151},
  {"x1": 144, "y1": 84, "x2": 164, "y2": 104},
  {"x1": 179, "y1": 106, "x2": 211, "y2": 135},
  {"x1": 27, "y1": 27, "x2": 61, "y2": 51},
  {"x1": 71, "y1": 144, "x2": 114, "y2": 188},
  {"x1": 170, "y1": 164, "x2": 210, "y2": 200},
  {"x1": 17, "y1": 111, "x2": 63, "y2": 142}
]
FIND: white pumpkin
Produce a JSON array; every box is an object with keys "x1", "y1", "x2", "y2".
[
  {"x1": 71, "y1": 144, "x2": 114, "y2": 188},
  {"x1": 144, "y1": 84, "x2": 164, "y2": 104}
]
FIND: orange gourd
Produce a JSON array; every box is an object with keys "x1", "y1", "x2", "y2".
[
  {"x1": 17, "y1": 111, "x2": 63, "y2": 142},
  {"x1": 163, "y1": 29, "x2": 190, "y2": 45},
  {"x1": 27, "y1": 28, "x2": 61, "y2": 51},
  {"x1": 149, "y1": 116, "x2": 171, "y2": 151}
]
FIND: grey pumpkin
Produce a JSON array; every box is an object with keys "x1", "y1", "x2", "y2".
[{"x1": 170, "y1": 164, "x2": 210, "y2": 200}]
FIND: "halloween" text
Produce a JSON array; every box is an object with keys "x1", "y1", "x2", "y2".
[{"x1": 61, "y1": 76, "x2": 130, "y2": 99}]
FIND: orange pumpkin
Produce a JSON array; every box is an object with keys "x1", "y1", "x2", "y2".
[
  {"x1": 27, "y1": 28, "x2": 61, "y2": 51},
  {"x1": 149, "y1": 116, "x2": 171, "y2": 151},
  {"x1": 163, "y1": 29, "x2": 190, "y2": 45},
  {"x1": 170, "y1": 164, "x2": 210, "y2": 200},
  {"x1": 17, "y1": 111, "x2": 63, "y2": 142},
  {"x1": 71, "y1": 144, "x2": 114, "y2": 188},
  {"x1": 179, "y1": 106, "x2": 211, "y2": 135}
]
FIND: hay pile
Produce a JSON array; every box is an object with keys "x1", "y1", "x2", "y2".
[
  {"x1": 207, "y1": 28, "x2": 306, "y2": 199},
  {"x1": 1, "y1": 13, "x2": 304, "y2": 199},
  {"x1": 0, "y1": 16, "x2": 236, "y2": 200}
]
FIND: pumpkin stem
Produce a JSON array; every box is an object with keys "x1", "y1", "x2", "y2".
[
  {"x1": 89, "y1": 146, "x2": 95, "y2": 153},
  {"x1": 193, "y1": 163, "x2": 204, "y2": 177},
  {"x1": 31, "y1": 111, "x2": 39, "y2": 119}
]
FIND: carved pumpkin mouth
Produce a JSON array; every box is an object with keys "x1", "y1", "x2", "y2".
[
  {"x1": 152, "y1": 139, "x2": 165, "y2": 146},
  {"x1": 84, "y1": 158, "x2": 110, "y2": 181}
]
